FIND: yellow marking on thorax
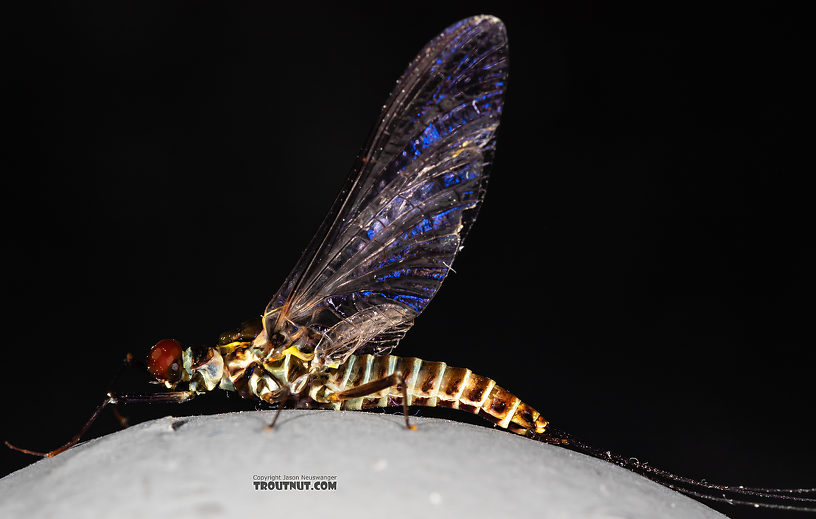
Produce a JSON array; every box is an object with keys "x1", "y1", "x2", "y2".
[
  {"x1": 283, "y1": 345, "x2": 315, "y2": 362},
  {"x1": 217, "y1": 340, "x2": 252, "y2": 355}
]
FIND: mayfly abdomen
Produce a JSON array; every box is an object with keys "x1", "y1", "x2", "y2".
[{"x1": 315, "y1": 354, "x2": 549, "y2": 436}]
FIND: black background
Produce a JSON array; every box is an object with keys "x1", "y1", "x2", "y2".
[{"x1": 2, "y1": 4, "x2": 813, "y2": 518}]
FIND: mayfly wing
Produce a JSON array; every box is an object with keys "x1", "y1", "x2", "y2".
[{"x1": 262, "y1": 16, "x2": 508, "y2": 367}]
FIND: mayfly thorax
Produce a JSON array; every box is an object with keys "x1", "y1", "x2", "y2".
[{"x1": 6, "y1": 15, "x2": 816, "y2": 514}]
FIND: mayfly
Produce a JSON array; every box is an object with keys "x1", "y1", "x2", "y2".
[{"x1": 7, "y1": 15, "x2": 815, "y2": 513}]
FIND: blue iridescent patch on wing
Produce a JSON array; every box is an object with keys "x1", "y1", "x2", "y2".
[{"x1": 263, "y1": 16, "x2": 508, "y2": 362}]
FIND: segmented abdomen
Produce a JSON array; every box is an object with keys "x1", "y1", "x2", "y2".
[{"x1": 314, "y1": 354, "x2": 548, "y2": 436}]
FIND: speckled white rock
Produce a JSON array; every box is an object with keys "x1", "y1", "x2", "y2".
[{"x1": 0, "y1": 411, "x2": 725, "y2": 519}]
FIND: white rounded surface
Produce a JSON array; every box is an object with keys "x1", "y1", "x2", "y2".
[{"x1": 0, "y1": 411, "x2": 725, "y2": 519}]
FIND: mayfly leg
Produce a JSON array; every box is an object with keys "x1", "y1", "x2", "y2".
[
  {"x1": 4, "y1": 351, "x2": 142, "y2": 456},
  {"x1": 5, "y1": 391, "x2": 196, "y2": 458},
  {"x1": 265, "y1": 373, "x2": 415, "y2": 432},
  {"x1": 329, "y1": 372, "x2": 417, "y2": 431},
  {"x1": 264, "y1": 388, "x2": 291, "y2": 431}
]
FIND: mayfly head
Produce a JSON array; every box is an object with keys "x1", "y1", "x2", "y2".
[{"x1": 147, "y1": 339, "x2": 187, "y2": 388}]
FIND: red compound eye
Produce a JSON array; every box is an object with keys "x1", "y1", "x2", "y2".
[{"x1": 147, "y1": 339, "x2": 183, "y2": 381}]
